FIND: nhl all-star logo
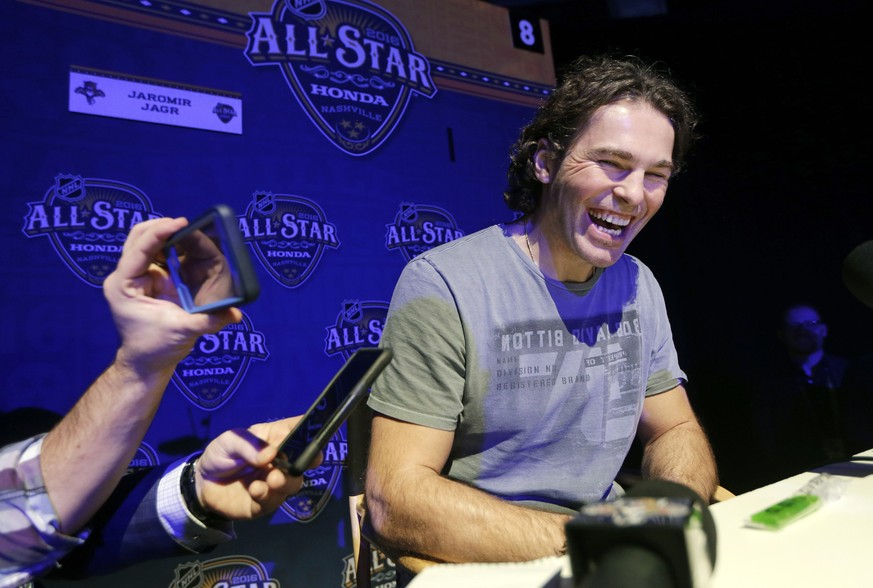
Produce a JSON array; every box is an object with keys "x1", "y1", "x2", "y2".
[
  {"x1": 319, "y1": 299, "x2": 388, "y2": 526},
  {"x1": 212, "y1": 102, "x2": 237, "y2": 124},
  {"x1": 385, "y1": 202, "x2": 465, "y2": 263},
  {"x1": 22, "y1": 174, "x2": 161, "y2": 286},
  {"x1": 168, "y1": 555, "x2": 276, "y2": 588},
  {"x1": 324, "y1": 299, "x2": 388, "y2": 358},
  {"x1": 244, "y1": 0, "x2": 437, "y2": 156},
  {"x1": 172, "y1": 311, "x2": 270, "y2": 411},
  {"x1": 280, "y1": 431, "x2": 347, "y2": 522},
  {"x1": 240, "y1": 191, "x2": 340, "y2": 288}
]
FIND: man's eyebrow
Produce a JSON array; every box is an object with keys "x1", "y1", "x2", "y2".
[{"x1": 588, "y1": 147, "x2": 675, "y2": 171}]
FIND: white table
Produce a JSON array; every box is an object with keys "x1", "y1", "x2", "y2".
[
  {"x1": 709, "y1": 450, "x2": 873, "y2": 588},
  {"x1": 408, "y1": 450, "x2": 873, "y2": 588}
]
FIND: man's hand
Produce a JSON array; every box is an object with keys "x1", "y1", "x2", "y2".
[
  {"x1": 44, "y1": 217, "x2": 244, "y2": 534},
  {"x1": 102, "y1": 217, "x2": 241, "y2": 375},
  {"x1": 194, "y1": 416, "x2": 324, "y2": 520}
]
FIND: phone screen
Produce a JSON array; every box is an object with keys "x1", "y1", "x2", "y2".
[
  {"x1": 164, "y1": 205, "x2": 259, "y2": 313},
  {"x1": 275, "y1": 347, "x2": 393, "y2": 476}
]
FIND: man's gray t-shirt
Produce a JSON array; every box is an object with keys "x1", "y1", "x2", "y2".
[{"x1": 369, "y1": 224, "x2": 685, "y2": 511}]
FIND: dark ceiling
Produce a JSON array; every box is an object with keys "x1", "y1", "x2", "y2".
[{"x1": 480, "y1": 0, "x2": 871, "y2": 72}]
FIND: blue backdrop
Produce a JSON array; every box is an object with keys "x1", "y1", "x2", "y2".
[{"x1": 0, "y1": 0, "x2": 554, "y2": 586}]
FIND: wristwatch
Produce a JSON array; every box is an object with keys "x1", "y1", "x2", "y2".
[{"x1": 180, "y1": 454, "x2": 230, "y2": 526}]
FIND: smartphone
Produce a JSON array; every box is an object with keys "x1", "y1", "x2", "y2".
[
  {"x1": 163, "y1": 204, "x2": 259, "y2": 313},
  {"x1": 274, "y1": 347, "x2": 393, "y2": 476}
]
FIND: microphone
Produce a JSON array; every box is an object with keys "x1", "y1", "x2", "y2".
[
  {"x1": 842, "y1": 240, "x2": 873, "y2": 309},
  {"x1": 565, "y1": 479, "x2": 717, "y2": 588}
]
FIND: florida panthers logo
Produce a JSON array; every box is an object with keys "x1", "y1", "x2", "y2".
[{"x1": 244, "y1": 0, "x2": 437, "y2": 156}]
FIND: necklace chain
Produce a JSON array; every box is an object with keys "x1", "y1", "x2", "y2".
[
  {"x1": 524, "y1": 220, "x2": 535, "y2": 263},
  {"x1": 524, "y1": 220, "x2": 598, "y2": 281}
]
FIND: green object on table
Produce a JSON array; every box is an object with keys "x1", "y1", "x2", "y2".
[{"x1": 748, "y1": 494, "x2": 822, "y2": 530}]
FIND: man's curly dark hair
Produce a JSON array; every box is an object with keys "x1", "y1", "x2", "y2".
[{"x1": 504, "y1": 54, "x2": 699, "y2": 215}]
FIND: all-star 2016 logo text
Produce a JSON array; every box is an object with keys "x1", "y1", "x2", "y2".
[
  {"x1": 385, "y1": 202, "x2": 464, "y2": 263},
  {"x1": 240, "y1": 191, "x2": 340, "y2": 289},
  {"x1": 324, "y1": 299, "x2": 387, "y2": 359},
  {"x1": 172, "y1": 312, "x2": 270, "y2": 411},
  {"x1": 22, "y1": 174, "x2": 161, "y2": 286},
  {"x1": 244, "y1": 0, "x2": 437, "y2": 156}
]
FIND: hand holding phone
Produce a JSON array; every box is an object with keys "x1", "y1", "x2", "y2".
[
  {"x1": 274, "y1": 348, "x2": 393, "y2": 476},
  {"x1": 163, "y1": 204, "x2": 259, "y2": 313}
]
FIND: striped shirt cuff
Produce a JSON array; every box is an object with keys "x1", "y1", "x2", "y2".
[
  {"x1": 0, "y1": 435, "x2": 87, "y2": 586},
  {"x1": 156, "y1": 455, "x2": 234, "y2": 552}
]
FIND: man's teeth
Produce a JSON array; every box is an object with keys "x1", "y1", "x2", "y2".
[{"x1": 589, "y1": 210, "x2": 630, "y2": 236}]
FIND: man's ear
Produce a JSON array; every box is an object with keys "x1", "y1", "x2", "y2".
[{"x1": 534, "y1": 139, "x2": 552, "y2": 184}]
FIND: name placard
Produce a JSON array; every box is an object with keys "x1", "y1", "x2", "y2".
[{"x1": 69, "y1": 66, "x2": 242, "y2": 135}]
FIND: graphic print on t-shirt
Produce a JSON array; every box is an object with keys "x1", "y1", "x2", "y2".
[{"x1": 492, "y1": 310, "x2": 643, "y2": 444}]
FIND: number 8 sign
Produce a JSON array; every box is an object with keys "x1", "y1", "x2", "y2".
[{"x1": 509, "y1": 11, "x2": 544, "y2": 54}]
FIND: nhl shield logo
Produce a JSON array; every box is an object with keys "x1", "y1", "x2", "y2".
[
  {"x1": 240, "y1": 192, "x2": 340, "y2": 289},
  {"x1": 252, "y1": 190, "x2": 276, "y2": 214},
  {"x1": 22, "y1": 175, "x2": 161, "y2": 287},
  {"x1": 171, "y1": 562, "x2": 203, "y2": 588},
  {"x1": 172, "y1": 312, "x2": 270, "y2": 411},
  {"x1": 54, "y1": 174, "x2": 85, "y2": 202},
  {"x1": 385, "y1": 202, "x2": 465, "y2": 262},
  {"x1": 285, "y1": 0, "x2": 327, "y2": 19},
  {"x1": 245, "y1": 0, "x2": 437, "y2": 156},
  {"x1": 343, "y1": 300, "x2": 364, "y2": 323}
]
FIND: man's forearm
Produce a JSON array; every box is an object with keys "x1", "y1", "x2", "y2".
[
  {"x1": 366, "y1": 467, "x2": 571, "y2": 565},
  {"x1": 40, "y1": 358, "x2": 174, "y2": 533},
  {"x1": 641, "y1": 421, "x2": 718, "y2": 502}
]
